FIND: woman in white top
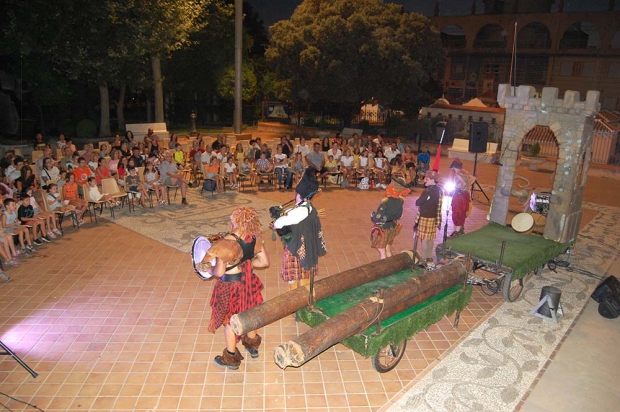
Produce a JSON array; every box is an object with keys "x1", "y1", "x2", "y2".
[
  {"x1": 274, "y1": 144, "x2": 293, "y2": 190},
  {"x1": 294, "y1": 137, "x2": 311, "y2": 159},
  {"x1": 357, "y1": 149, "x2": 371, "y2": 178},
  {"x1": 340, "y1": 149, "x2": 354, "y2": 183},
  {"x1": 373, "y1": 149, "x2": 389, "y2": 186}
]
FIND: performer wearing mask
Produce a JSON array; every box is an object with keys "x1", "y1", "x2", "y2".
[
  {"x1": 415, "y1": 171, "x2": 443, "y2": 264},
  {"x1": 370, "y1": 177, "x2": 411, "y2": 259},
  {"x1": 203, "y1": 207, "x2": 269, "y2": 370},
  {"x1": 273, "y1": 167, "x2": 327, "y2": 290},
  {"x1": 449, "y1": 158, "x2": 474, "y2": 237}
]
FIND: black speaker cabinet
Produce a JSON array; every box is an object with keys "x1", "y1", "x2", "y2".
[
  {"x1": 469, "y1": 122, "x2": 488, "y2": 153},
  {"x1": 591, "y1": 276, "x2": 620, "y2": 319}
]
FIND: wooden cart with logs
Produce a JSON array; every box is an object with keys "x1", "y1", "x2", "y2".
[
  {"x1": 231, "y1": 253, "x2": 472, "y2": 373},
  {"x1": 436, "y1": 222, "x2": 572, "y2": 302}
]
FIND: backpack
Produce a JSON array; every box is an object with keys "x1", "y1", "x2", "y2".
[
  {"x1": 358, "y1": 177, "x2": 369, "y2": 190},
  {"x1": 203, "y1": 179, "x2": 217, "y2": 192}
]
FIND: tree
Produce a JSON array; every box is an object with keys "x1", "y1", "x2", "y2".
[
  {"x1": 266, "y1": 0, "x2": 444, "y2": 120},
  {"x1": 108, "y1": 0, "x2": 231, "y2": 123}
]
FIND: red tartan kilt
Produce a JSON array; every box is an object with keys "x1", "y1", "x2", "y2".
[
  {"x1": 451, "y1": 191, "x2": 469, "y2": 226},
  {"x1": 280, "y1": 248, "x2": 316, "y2": 282},
  {"x1": 208, "y1": 260, "x2": 264, "y2": 333},
  {"x1": 371, "y1": 224, "x2": 402, "y2": 248}
]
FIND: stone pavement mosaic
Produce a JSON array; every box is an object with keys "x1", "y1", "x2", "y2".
[
  {"x1": 386, "y1": 201, "x2": 619, "y2": 411},
  {"x1": 99, "y1": 190, "x2": 275, "y2": 253}
]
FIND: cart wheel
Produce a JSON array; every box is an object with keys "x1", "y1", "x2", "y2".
[
  {"x1": 482, "y1": 279, "x2": 501, "y2": 296},
  {"x1": 502, "y1": 273, "x2": 523, "y2": 302},
  {"x1": 372, "y1": 339, "x2": 407, "y2": 373}
]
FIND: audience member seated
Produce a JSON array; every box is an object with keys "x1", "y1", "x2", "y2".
[
  {"x1": 327, "y1": 142, "x2": 342, "y2": 162},
  {"x1": 144, "y1": 161, "x2": 167, "y2": 205},
  {"x1": 59, "y1": 146, "x2": 74, "y2": 170},
  {"x1": 2, "y1": 198, "x2": 36, "y2": 255},
  {"x1": 16, "y1": 165, "x2": 37, "y2": 194},
  {"x1": 40, "y1": 157, "x2": 60, "y2": 187},
  {"x1": 95, "y1": 157, "x2": 111, "y2": 186},
  {"x1": 130, "y1": 146, "x2": 144, "y2": 167},
  {"x1": 390, "y1": 154, "x2": 405, "y2": 181},
  {"x1": 33, "y1": 133, "x2": 48, "y2": 151},
  {"x1": 223, "y1": 157, "x2": 239, "y2": 190},
  {"x1": 357, "y1": 149, "x2": 371, "y2": 179},
  {"x1": 274, "y1": 144, "x2": 293, "y2": 190},
  {"x1": 340, "y1": 149, "x2": 354, "y2": 184},
  {"x1": 306, "y1": 142, "x2": 327, "y2": 177},
  {"x1": 111, "y1": 134, "x2": 123, "y2": 152},
  {"x1": 173, "y1": 143, "x2": 185, "y2": 166},
  {"x1": 26, "y1": 188, "x2": 60, "y2": 238},
  {"x1": 160, "y1": 151, "x2": 191, "y2": 205},
  {"x1": 62, "y1": 173, "x2": 87, "y2": 224},
  {"x1": 324, "y1": 155, "x2": 341, "y2": 185},
  {"x1": 74, "y1": 157, "x2": 94, "y2": 189},
  {"x1": 295, "y1": 137, "x2": 311, "y2": 158},
  {"x1": 18, "y1": 193, "x2": 48, "y2": 244},
  {"x1": 402, "y1": 145, "x2": 416, "y2": 185},
  {"x1": 373, "y1": 149, "x2": 389, "y2": 188},
  {"x1": 87, "y1": 177, "x2": 119, "y2": 207},
  {"x1": 125, "y1": 167, "x2": 149, "y2": 207},
  {"x1": 99, "y1": 143, "x2": 109, "y2": 158},
  {"x1": 240, "y1": 157, "x2": 255, "y2": 186},
  {"x1": 35, "y1": 147, "x2": 53, "y2": 173},
  {"x1": 291, "y1": 152, "x2": 304, "y2": 185},
  {"x1": 204, "y1": 157, "x2": 225, "y2": 193}
]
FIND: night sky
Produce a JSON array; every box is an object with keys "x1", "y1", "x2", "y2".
[{"x1": 248, "y1": 0, "x2": 615, "y2": 28}]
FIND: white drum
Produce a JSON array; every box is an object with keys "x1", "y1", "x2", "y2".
[{"x1": 511, "y1": 213, "x2": 534, "y2": 233}]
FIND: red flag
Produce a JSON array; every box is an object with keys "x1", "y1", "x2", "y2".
[{"x1": 432, "y1": 145, "x2": 441, "y2": 171}]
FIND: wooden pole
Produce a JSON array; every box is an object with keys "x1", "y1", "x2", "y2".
[
  {"x1": 274, "y1": 262, "x2": 466, "y2": 369},
  {"x1": 230, "y1": 252, "x2": 415, "y2": 335}
]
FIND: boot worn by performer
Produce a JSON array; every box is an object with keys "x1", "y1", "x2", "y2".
[
  {"x1": 241, "y1": 334, "x2": 262, "y2": 359},
  {"x1": 214, "y1": 347, "x2": 244, "y2": 370}
]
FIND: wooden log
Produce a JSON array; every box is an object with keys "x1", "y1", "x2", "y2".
[
  {"x1": 230, "y1": 252, "x2": 415, "y2": 335},
  {"x1": 273, "y1": 262, "x2": 466, "y2": 369}
]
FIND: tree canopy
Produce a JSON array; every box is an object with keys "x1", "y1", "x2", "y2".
[{"x1": 266, "y1": 0, "x2": 444, "y2": 116}]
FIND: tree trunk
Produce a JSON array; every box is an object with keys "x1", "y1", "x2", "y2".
[
  {"x1": 116, "y1": 83, "x2": 126, "y2": 132},
  {"x1": 274, "y1": 262, "x2": 466, "y2": 369},
  {"x1": 230, "y1": 252, "x2": 415, "y2": 336},
  {"x1": 151, "y1": 56, "x2": 165, "y2": 123},
  {"x1": 99, "y1": 84, "x2": 111, "y2": 137}
]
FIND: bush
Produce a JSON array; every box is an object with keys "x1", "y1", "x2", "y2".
[
  {"x1": 528, "y1": 143, "x2": 541, "y2": 157},
  {"x1": 58, "y1": 119, "x2": 76, "y2": 137},
  {"x1": 75, "y1": 119, "x2": 97, "y2": 139}
]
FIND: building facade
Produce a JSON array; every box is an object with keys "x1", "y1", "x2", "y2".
[{"x1": 430, "y1": 1, "x2": 620, "y2": 111}]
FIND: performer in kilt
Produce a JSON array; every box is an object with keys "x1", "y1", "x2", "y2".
[
  {"x1": 415, "y1": 171, "x2": 443, "y2": 263},
  {"x1": 206, "y1": 206, "x2": 269, "y2": 370},
  {"x1": 273, "y1": 167, "x2": 327, "y2": 290},
  {"x1": 370, "y1": 177, "x2": 411, "y2": 259},
  {"x1": 449, "y1": 158, "x2": 474, "y2": 237}
]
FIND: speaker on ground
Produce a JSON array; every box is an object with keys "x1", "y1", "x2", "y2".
[{"x1": 591, "y1": 276, "x2": 620, "y2": 319}]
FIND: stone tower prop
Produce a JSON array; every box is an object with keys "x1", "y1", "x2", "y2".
[{"x1": 489, "y1": 84, "x2": 600, "y2": 243}]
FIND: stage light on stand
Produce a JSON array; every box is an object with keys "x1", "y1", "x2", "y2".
[{"x1": 443, "y1": 181, "x2": 455, "y2": 195}]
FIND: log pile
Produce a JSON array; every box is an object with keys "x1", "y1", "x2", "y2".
[
  {"x1": 230, "y1": 252, "x2": 415, "y2": 335},
  {"x1": 273, "y1": 261, "x2": 467, "y2": 369}
]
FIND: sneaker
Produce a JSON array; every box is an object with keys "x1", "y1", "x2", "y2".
[
  {"x1": 78, "y1": 219, "x2": 85, "y2": 225},
  {"x1": 15, "y1": 249, "x2": 23, "y2": 256},
  {"x1": 182, "y1": 199, "x2": 189, "y2": 205},
  {"x1": 41, "y1": 236, "x2": 52, "y2": 243},
  {"x1": 47, "y1": 231, "x2": 57, "y2": 239},
  {"x1": 0, "y1": 272, "x2": 9, "y2": 281},
  {"x1": 53, "y1": 228, "x2": 62, "y2": 236},
  {"x1": 24, "y1": 247, "x2": 33, "y2": 255},
  {"x1": 33, "y1": 238, "x2": 44, "y2": 246},
  {"x1": 5, "y1": 259, "x2": 19, "y2": 268}
]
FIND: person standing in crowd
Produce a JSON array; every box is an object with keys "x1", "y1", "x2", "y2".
[
  {"x1": 414, "y1": 171, "x2": 443, "y2": 264},
  {"x1": 370, "y1": 177, "x2": 410, "y2": 259},
  {"x1": 449, "y1": 158, "x2": 474, "y2": 237},
  {"x1": 204, "y1": 207, "x2": 269, "y2": 370},
  {"x1": 273, "y1": 167, "x2": 327, "y2": 290}
]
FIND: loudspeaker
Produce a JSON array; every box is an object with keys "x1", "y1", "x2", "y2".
[
  {"x1": 591, "y1": 276, "x2": 620, "y2": 319},
  {"x1": 469, "y1": 122, "x2": 488, "y2": 153}
]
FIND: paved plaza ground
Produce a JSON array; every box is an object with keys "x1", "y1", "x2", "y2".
[{"x1": 0, "y1": 155, "x2": 618, "y2": 411}]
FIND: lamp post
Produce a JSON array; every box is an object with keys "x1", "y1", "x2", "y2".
[{"x1": 233, "y1": 0, "x2": 242, "y2": 135}]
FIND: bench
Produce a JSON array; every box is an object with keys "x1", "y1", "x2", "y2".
[
  {"x1": 448, "y1": 138, "x2": 498, "y2": 162},
  {"x1": 125, "y1": 123, "x2": 169, "y2": 142},
  {"x1": 341, "y1": 128, "x2": 363, "y2": 138}
]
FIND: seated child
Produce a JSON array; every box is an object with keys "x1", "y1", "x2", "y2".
[
  {"x1": 224, "y1": 157, "x2": 238, "y2": 190},
  {"x1": 204, "y1": 157, "x2": 225, "y2": 193},
  {"x1": 2, "y1": 198, "x2": 35, "y2": 255},
  {"x1": 144, "y1": 162, "x2": 166, "y2": 205},
  {"x1": 0, "y1": 231, "x2": 19, "y2": 269},
  {"x1": 26, "y1": 188, "x2": 61, "y2": 238},
  {"x1": 18, "y1": 193, "x2": 49, "y2": 244},
  {"x1": 325, "y1": 155, "x2": 340, "y2": 184},
  {"x1": 291, "y1": 152, "x2": 304, "y2": 185},
  {"x1": 240, "y1": 157, "x2": 256, "y2": 186},
  {"x1": 46, "y1": 183, "x2": 76, "y2": 214},
  {"x1": 87, "y1": 177, "x2": 119, "y2": 207},
  {"x1": 62, "y1": 172, "x2": 87, "y2": 224},
  {"x1": 125, "y1": 166, "x2": 149, "y2": 207}
]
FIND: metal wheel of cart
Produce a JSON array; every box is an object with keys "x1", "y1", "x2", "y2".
[{"x1": 372, "y1": 339, "x2": 407, "y2": 373}]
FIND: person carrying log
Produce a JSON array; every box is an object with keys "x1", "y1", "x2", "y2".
[
  {"x1": 414, "y1": 170, "x2": 443, "y2": 265},
  {"x1": 205, "y1": 206, "x2": 270, "y2": 370},
  {"x1": 273, "y1": 167, "x2": 327, "y2": 290},
  {"x1": 370, "y1": 177, "x2": 411, "y2": 259}
]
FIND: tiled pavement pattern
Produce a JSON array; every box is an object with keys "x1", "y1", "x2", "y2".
[{"x1": 0, "y1": 157, "x2": 618, "y2": 411}]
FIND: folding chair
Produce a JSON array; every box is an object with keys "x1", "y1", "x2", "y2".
[
  {"x1": 81, "y1": 184, "x2": 108, "y2": 222},
  {"x1": 101, "y1": 178, "x2": 128, "y2": 209}
]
